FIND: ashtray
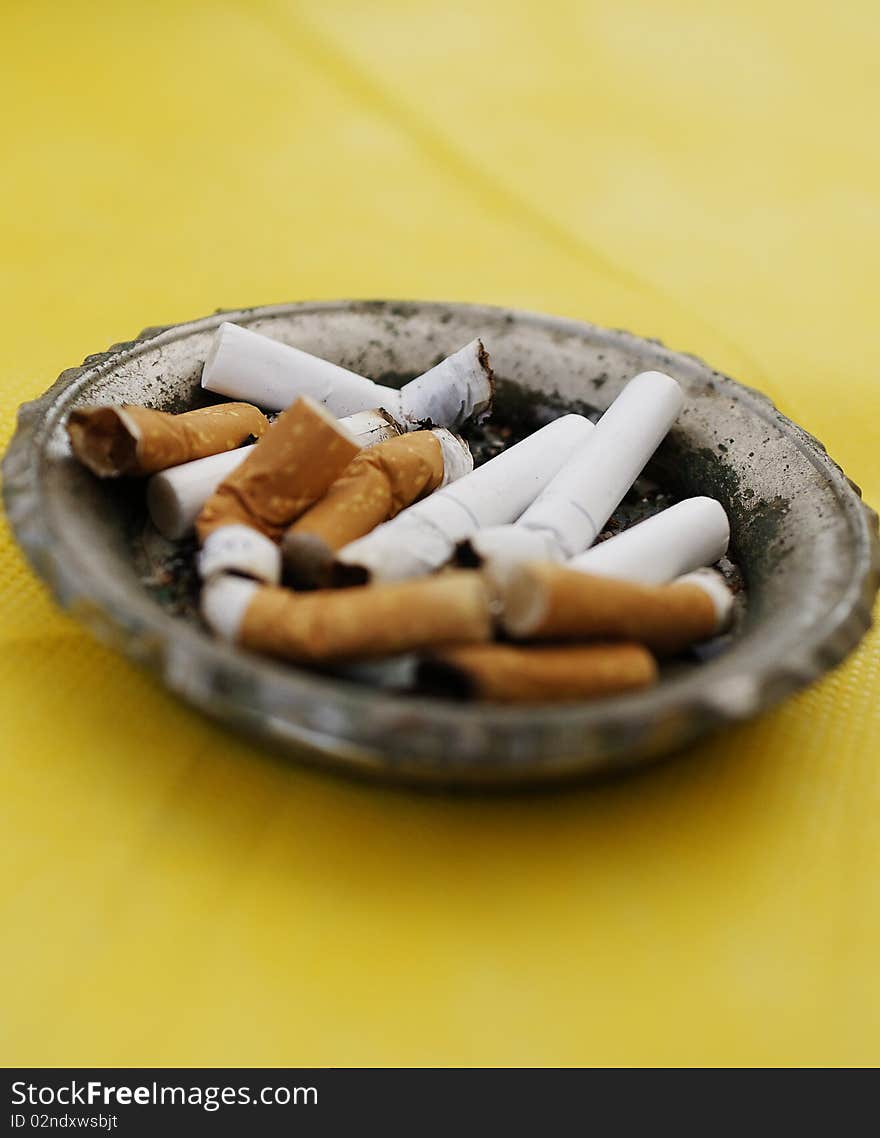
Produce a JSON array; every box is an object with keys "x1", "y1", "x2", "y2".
[{"x1": 3, "y1": 300, "x2": 877, "y2": 785}]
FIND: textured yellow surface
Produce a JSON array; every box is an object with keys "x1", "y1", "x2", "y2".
[{"x1": 1, "y1": 1, "x2": 878, "y2": 1068}]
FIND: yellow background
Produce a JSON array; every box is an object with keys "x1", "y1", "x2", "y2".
[{"x1": 1, "y1": 1, "x2": 878, "y2": 1067}]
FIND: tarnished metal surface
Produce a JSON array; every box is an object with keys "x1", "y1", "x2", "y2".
[{"x1": 3, "y1": 300, "x2": 878, "y2": 785}]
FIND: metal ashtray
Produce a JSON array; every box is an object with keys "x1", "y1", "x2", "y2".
[{"x1": 3, "y1": 300, "x2": 878, "y2": 785}]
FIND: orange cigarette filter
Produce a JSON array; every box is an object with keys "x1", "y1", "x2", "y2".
[
  {"x1": 195, "y1": 395, "x2": 362, "y2": 543},
  {"x1": 237, "y1": 571, "x2": 492, "y2": 663},
  {"x1": 67, "y1": 402, "x2": 268, "y2": 477},
  {"x1": 500, "y1": 562, "x2": 725, "y2": 655},
  {"x1": 281, "y1": 430, "x2": 446, "y2": 585},
  {"x1": 420, "y1": 642, "x2": 658, "y2": 703}
]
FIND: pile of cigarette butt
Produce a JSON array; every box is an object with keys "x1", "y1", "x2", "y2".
[{"x1": 67, "y1": 322, "x2": 735, "y2": 704}]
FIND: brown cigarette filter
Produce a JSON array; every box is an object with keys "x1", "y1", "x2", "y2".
[
  {"x1": 281, "y1": 430, "x2": 446, "y2": 586},
  {"x1": 239, "y1": 571, "x2": 492, "y2": 663},
  {"x1": 67, "y1": 402, "x2": 268, "y2": 477},
  {"x1": 501, "y1": 562, "x2": 722, "y2": 654},
  {"x1": 196, "y1": 396, "x2": 362, "y2": 543},
  {"x1": 420, "y1": 642, "x2": 657, "y2": 703}
]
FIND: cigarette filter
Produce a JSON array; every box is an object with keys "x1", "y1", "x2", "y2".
[
  {"x1": 202, "y1": 322, "x2": 403, "y2": 418},
  {"x1": 332, "y1": 413, "x2": 595, "y2": 585},
  {"x1": 201, "y1": 571, "x2": 493, "y2": 663},
  {"x1": 67, "y1": 402, "x2": 267, "y2": 477},
  {"x1": 281, "y1": 429, "x2": 473, "y2": 587},
  {"x1": 500, "y1": 562, "x2": 734, "y2": 654},
  {"x1": 461, "y1": 370, "x2": 684, "y2": 578},
  {"x1": 202, "y1": 324, "x2": 494, "y2": 428},
  {"x1": 419, "y1": 643, "x2": 657, "y2": 703},
  {"x1": 197, "y1": 524, "x2": 283, "y2": 586},
  {"x1": 147, "y1": 408, "x2": 402, "y2": 540},
  {"x1": 568, "y1": 497, "x2": 730, "y2": 584}
]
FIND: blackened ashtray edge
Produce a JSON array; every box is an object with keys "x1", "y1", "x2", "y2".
[{"x1": 3, "y1": 300, "x2": 878, "y2": 786}]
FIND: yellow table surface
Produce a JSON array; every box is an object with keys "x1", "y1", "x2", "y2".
[{"x1": 1, "y1": 1, "x2": 878, "y2": 1068}]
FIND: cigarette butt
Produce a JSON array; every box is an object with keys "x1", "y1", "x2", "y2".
[
  {"x1": 197, "y1": 524, "x2": 282, "y2": 585},
  {"x1": 202, "y1": 322, "x2": 403, "y2": 417},
  {"x1": 515, "y1": 370, "x2": 684, "y2": 555},
  {"x1": 195, "y1": 395, "x2": 362, "y2": 545},
  {"x1": 398, "y1": 339, "x2": 494, "y2": 428},
  {"x1": 500, "y1": 562, "x2": 733, "y2": 654},
  {"x1": 67, "y1": 402, "x2": 268, "y2": 477},
  {"x1": 148, "y1": 448, "x2": 253, "y2": 541},
  {"x1": 419, "y1": 643, "x2": 657, "y2": 703},
  {"x1": 433, "y1": 428, "x2": 477, "y2": 485},
  {"x1": 202, "y1": 324, "x2": 493, "y2": 429},
  {"x1": 568, "y1": 497, "x2": 730, "y2": 584},
  {"x1": 281, "y1": 429, "x2": 472, "y2": 587},
  {"x1": 332, "y1": 413, "x2": 595, "y2": 585},
  {"x1": 676, "y1": 568, "x2": 736, "y2": 631},
  {"x1": 467, "y1": 494, "x2": 729, "y2": 591},
  {"x1": 147, "y1": 408, "x2": 403, "y2": 541},
  {"x1": 455, "y1": 370, "x2": 684, "y2": 582},
  {"x1": 201, "y1": 570, "x2": 493, "y2": 662}
]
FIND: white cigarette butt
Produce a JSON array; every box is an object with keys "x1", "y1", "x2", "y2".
[
  {"x1": 676, "y1": 568, "x2": 735, "y2": 632},
  {"x1": 432, "y1": 428, "x2": 475, "y2": 486},
  {"x1": 197, "y1": 524, "x2": 282, "y2": 585},
  {"x1": 568, "y1": 497, "x2": 730, "y2": 584},
  {"x1": 202, "y1": 322, "x2": 402, "y2": 417},
  {"x1": 398, "y1": 339, "x2": 493, "y2": 428},
  {"x1": 201, "y1": 574, "x2": 259, "y2": 643}
]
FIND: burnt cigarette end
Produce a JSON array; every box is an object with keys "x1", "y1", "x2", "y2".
[
  {"x1": 475, "y1": 339, "x2": 495, "y2": 417},
  {"x1": 330, "y1": 560, "x2": 370, "y2": 589},
  {"x1": 419, "y1": 643, "x2": 658, "y2": 703},
  {"x1": 453, "y1": 538, "x2": 483, "y2": 569},
  {"x1": 377, "y1": 408, "x2": 402, "y2": 430},
  {"x1": 281, "y1": 531, "x2": 334, "y2": 589},
  {"x1": 417, "y1": 655, "x2": 479, "y2": 701}
]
